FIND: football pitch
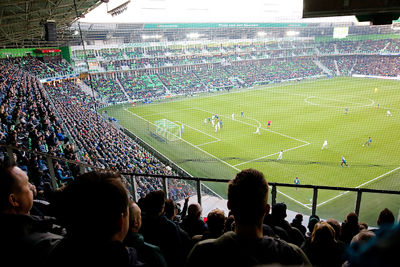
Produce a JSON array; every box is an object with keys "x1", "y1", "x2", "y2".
[{"x1": 102, "y1": 77, "x2": 400, "y2": 225}]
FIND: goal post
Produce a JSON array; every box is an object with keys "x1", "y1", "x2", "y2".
[{"x1": 152, "y1": 119, "x2": 182, "y2": 141}]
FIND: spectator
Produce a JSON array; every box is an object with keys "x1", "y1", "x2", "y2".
[
  {"x1": 307, "y1": 215, "x2": 320, "y2": 237},
  {"x1": 345, "y1": 223, "x2": 400, "y2": 267},
  {"x1": 326, "y1": 218, "x2": 344, "y2": 246},
  {"x1": 180, "y1": 203, "x2": 207, "y2": 238},
  {"x1": 164, "y1": 198, "x2": 180, "y2": 224},
  {"x1": 342, "y1": 229, "x2": 376, "y2": 267},
  {"x1": 269, "y1": 202, "x2": 305, "y2": 247},
  {"x1": 140, "y1": 190, "x2": 186, "y2": 267},
  {"x1": 45, "y1": 170, "x2": 143, "y2": 267},
  {"x1": 291, "y1": 213, "x2": 307, "y2": 236},
  {"x1": 302, "y1": 222, "x2": 346, "y2": 267},
  {"x1": 374, "y1": 208, "x2": 395, "y2": 232},
  {"x1": 192, "y1": 208, "x2": 226, "y2": 244},
  {"x1": 341, "y1": 212, "x2": 360, "y2": 245},
  {"x1": 124, "y1": 201, "x2": 167, "y2": 267},
  {"x1": 164, "y1": 198, "x2": 192, "y2": 255},
  {"x1": 187, "y1": 168, "x2": 310, "y2": 267},
  {"x1": 0, "y1": 161, "x2": 62, "y2": 266}
]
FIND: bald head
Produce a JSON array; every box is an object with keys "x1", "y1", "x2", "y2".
[{"x1": 129, "y1": 202, "x2": 142, "y2": 232}]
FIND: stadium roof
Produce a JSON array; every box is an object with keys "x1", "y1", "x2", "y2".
[{"x1": 0, "y1": 0, "x2": 102, "y2": 48}]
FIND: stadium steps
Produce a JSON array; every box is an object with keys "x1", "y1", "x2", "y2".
[
  {"x1": 381, "y1": 41, "x2": 391, "y2": 53},
  {"x1": 334, "y1": 60, "x2": 340, "y2": 75},
  {"x1": 191, "y1": 70, "x2": 209, "y2": 90},
  {"x1": 115, "y1": 77, "x2": 131, "y2": 101},
  {"x1": 79, "y1": 80, "x2": 99, "y2": 98},
  {"x1": 313, "y1": 60, "x2": 332, "y2": 76}
]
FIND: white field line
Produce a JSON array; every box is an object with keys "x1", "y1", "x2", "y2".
[
  {"x1": 124, "y1": 108, "x2": 235, "y2": 170},
  {"x1": 317, "y1": 165, "x2": 400, "y2": 207},
  {"x1": 125, "y1": 108, "x2": 311, "y2": 209},
  {"x1": 234, "y1": 143, "x2": 310, "y2": 167},
  {"x1": 304, "y1": 96, "x2": 375, "y2": 108},
  {"x1": 193, "y1": 107, "x2": 310, "y2": 144},
  {"x1": 138, "y1": 107, "x2": 194, "y2": 117},
  {"x1": 175, "y1": 121, "x2": 220, "y2": 141},
  {"x1": 195, "y1": 140, "x2": 221, "y2": 147}
]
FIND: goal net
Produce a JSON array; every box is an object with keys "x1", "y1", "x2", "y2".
[{"x1": 153, "y1": 119, "x2": 181, "y2": 141}]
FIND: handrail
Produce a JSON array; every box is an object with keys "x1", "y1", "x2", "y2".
[{"x1": 3, "y1": 144, "x2": 400, "y2": 218}]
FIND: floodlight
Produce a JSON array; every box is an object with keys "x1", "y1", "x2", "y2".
[
  {"x1": 187, "y1": 33, "x2": 201, "y2": 39},
  {"x1": 286, "y1": 31, "x2": 299, "y2": 36}
]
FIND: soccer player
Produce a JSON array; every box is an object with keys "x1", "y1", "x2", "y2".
[
  {"x1": 181, "y1": 124, "x2": 184, "y2": 133},
  {"x1": 363, "y1": 137, "x2": 372, "y2": 147},
  {"x1": 241, "y1": 111, "x2": 244, "y2": 117},
  {"x1": 215, "y1": 123, "x2": 218, "y2": 132},
  {"x1": 211, "y1": 119, "x2": 215, "y2": 127},
  {"x1": 232, "y1": 113, "x2": 235, "y2": 120},
  {"x1": 218, "y1": 120, "x2": 222, "y2": 130},
  {"x1": 321, "y1": 140, "x2": 328, "y2": 150},
  {"x1": 294, "y1": 177, "x2": 300, "y2": 190},
  {"x1": 267, "y1": 120, "x2": 271, "y2": 128},
  {"x1": 277, "y1": 150, "x2": 283, "y2": 161},
  {"x1": 253, "y1": 127, "x2": 261, "y2": 135},
  {"x1": 341, "y1": 156, "x2": 348, "y2": 167},
  {"x1": 345, "y1": 107, "x2": 348, "y2": 115},
  {"x1": 386, "y1": 110, "x2": 392, "y2": 116}
]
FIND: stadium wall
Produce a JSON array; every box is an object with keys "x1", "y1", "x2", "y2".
[
  {"x1": 0, "y1": 47, "x2": 60, "y2": 58},
  {"x1": 60, "y1": 46, "x2": 72, "y2": 63}
]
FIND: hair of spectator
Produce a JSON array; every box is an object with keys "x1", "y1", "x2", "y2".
[
  {"x1": 144, "y1": 190, "x2": 165, "y2": 216},
  {"x1": 188, "y1": 203, "x2": 202, "y2": 219},
  {"x1": 311, "y1": 221, "x2": 337, "y2": 244},
  {"x1": 227, "y1": 168, "x2": 269, "y2": 225},
  {"x1": 59, "y1": 170, "x2": 129, "y2": 240},
  {"x1": 377, "y1": 208, "x2": 395, "y2": 226}
]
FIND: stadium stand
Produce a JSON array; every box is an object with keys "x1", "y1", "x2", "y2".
[{"x1": 2, "y1": 18, "x2": 400, "y2": 267}]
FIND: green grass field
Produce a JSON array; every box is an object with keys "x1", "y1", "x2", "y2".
[{"x1": 102, "y1": 77, "x2": 400, "y2": 226}]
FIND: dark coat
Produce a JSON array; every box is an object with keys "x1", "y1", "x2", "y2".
[{"x1": 0, "y1": 214, "x2": 62, "y2": 266}]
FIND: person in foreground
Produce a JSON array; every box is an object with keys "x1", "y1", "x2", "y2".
[
  {"x1": 45, "y1": 170, "x2": 143, "y2": 266},
  {"x1": 186, "y1": 168, "x2": 310, "y2": 267},
  {"x1": 0, "y1": 161, "x2": 62, "y2": 266}
]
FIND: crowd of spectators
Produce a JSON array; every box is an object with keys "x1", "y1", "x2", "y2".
[
  {"x1": 2, "y1": 164, "x2": 398, "y2": 267},
  {"x1": 72, "y1": 39, "x2": 400, "y2": 72},
  {"x1": 351, "y1": 56, "x2": 400, "y2": 77},
  {"x1": 6, "y1": 56, "x2": 75, "y2": 79},
  {"x1": 0, "y1": 59, "x2": 75, "y2": 190},
  {"x1": 86, "y1": 75, "x2": 127, "y2": 103},
  {"x1": 43, "y1": 79, "x2": 193, "y2": 200},
  {"x1": 0, "y1": 57, "x2": 194, "y2": 202},
  {"x1": 318, "y1": 55, "x2": 400, "y2": 77}
]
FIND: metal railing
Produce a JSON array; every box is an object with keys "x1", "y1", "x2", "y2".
[{"x1": 2, "y1": 144, "x2": 400, "y2": 217}]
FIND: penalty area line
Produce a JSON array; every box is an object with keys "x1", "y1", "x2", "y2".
[
  {"x1": 193, "y1": 107, "x2": 310, "y2": 144},
  {"x1": 233, "y1": 143, "x2": 311, "y2": 167},
  {"x1": 175, "y1": 121, "x2": 220, "y2": 141}
]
